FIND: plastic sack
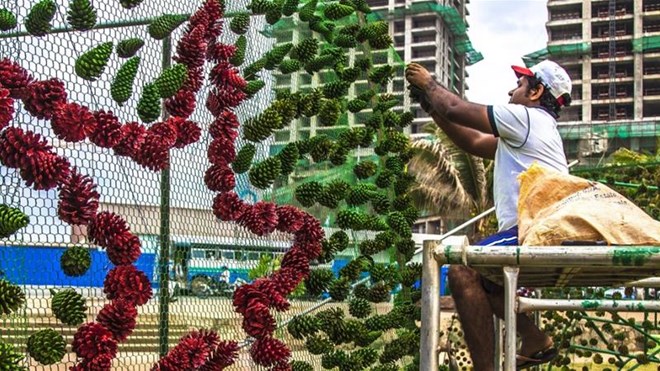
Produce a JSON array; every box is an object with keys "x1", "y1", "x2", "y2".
[{"x1": 517, "y1": 163, "x2": 660, "y2": 246}]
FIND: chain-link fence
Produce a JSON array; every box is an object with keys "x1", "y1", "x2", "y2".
[{"x1": 0, "y1": 0, "x2": 420, "y2": 369}]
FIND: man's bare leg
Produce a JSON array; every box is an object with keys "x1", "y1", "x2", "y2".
[
  {"x1": 448, "y1": 265, "x2": 496, "y2": 371},
  {"x1": 484, "y1": 283, "x2": 554, "y2": 357}
]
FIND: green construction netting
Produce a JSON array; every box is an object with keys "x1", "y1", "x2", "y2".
[
  {"x1": 558, "y1": 120, "x2": 660, "y2": 140},
  {"x1": 523, "y1": 42, "x2": 591, "y2": 66},
  {"x1": 633, "y1": 35, "x2": 660, "y2": 53}
]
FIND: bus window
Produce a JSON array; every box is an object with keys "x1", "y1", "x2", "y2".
[
  {"x1": 205, "y1": 250, "x2": 217, "y2": 259},
  {"x1": 248, "y1": 252, "x2": 259, "y2": 261},
  {"x1": 222, "y1": 251, "x2": 234, "y2": 260},
  {"x1": 191, "y1": 249, "x2": 205, "y2": 259}
]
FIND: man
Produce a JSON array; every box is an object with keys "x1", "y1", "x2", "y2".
[{"x1": 405, "y1": 60, "x2": 572, "y2": 370}]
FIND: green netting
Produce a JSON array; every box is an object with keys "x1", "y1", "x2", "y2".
[
  {"x1": 546, "y1": 41, "x2": 591, "y2": 56},
  {"x1": 522, "y1": 48, "x2": 549, "y2": 67},
  {"x1": 558, "y1": 120, "x2": 660, "y2": 140},
  {"x1": 633, "y1": 35, "x2": 660, "y2": 53}
]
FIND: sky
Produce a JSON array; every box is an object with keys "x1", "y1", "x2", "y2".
[{"x1": 465, "y1": 0, "x2": 550, "y2": 105}]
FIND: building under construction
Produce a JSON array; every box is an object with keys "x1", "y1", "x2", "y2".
[{"x1": 526, "y1": 0, "x2": 660, "y2": 162}]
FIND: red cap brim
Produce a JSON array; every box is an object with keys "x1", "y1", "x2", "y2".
[{"x1": 511, "y1": 65, "x2": 534, "y2": 78}]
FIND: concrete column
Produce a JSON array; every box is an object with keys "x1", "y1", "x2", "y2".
[
  {"x1": 582, "y1": 0, "x2": 592, "y2": 123},
  {"x1": 633, "y1": 0, "x2": 644, "y2": 120}
]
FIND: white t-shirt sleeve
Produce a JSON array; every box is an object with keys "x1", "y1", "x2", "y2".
[{"x1": 487, "y1": 104, "x2": 530, "y2": 148}]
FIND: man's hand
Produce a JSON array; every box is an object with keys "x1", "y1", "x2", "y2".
[
  {"x1": 405, "y1": 62, "x2": 434, "y2": 91},
  {"x1": 408, "y1": 85, "x2": 432, "y2": 112}
]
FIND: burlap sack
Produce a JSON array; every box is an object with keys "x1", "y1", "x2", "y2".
[{"x1": 517, "y1": 164, "x2": 660, "y2": 246}]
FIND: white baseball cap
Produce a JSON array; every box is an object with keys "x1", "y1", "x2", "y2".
[{"x1": 511, "y1": 60, "x2": 572, "y2": 107}]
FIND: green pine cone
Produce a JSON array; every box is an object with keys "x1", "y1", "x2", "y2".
[
  {"x1": 154, "y1": 63, "x2": 187, "y2": 98},
  {"x1": 328, "y1": 147, "x2": 347, "y2": 166},
  {"x1": 322, "y1": 81, "x2": 350, "y2": 99},
  {"x1": 0, "y1": 341, "x2": 25, "y2": 370},
  {"x1": 278, "y1": 58, "x2": 300, "y2": 74},
  {"x1": 232, "y1": 143, "x2": 256, "y2": 174},
  {"x1": 357, "y1": 20, "x2": 388, "y2": 42},
  {"x1": 265, "y1": 7, "x2": 282, "y2": 25},
  {"x1": 346, "y1": 184, "x2": 375, "y2": 206},
  {"x1": 338, "y1": 66, "x2": 360, "y2": 82},
  {"x1": 243, "y1": 109, "x2": 281, "y2": 142},
  {"x1": 299, "y1": 89, "x2": 323, "y2": 117},
  {"x1": 50, "y1": 288, "x2": 87, "y2": 326},
  {"x1": 298, "y1": 0, "x2": 317, "y2": 21},
  {"x1": 369, "y1": 33, "x2": 394, "y2": 49},
  {"x1": 387, "y1": 211, "x2": 412, "y2": 238},
  {"x1": 336, "y1": 209, "x2": 366, "y2": 230},
  {"x1": 248, "y1": 157, "x2": 282, "y2": 189},
  {"x1": 399, "y1": 111, "x2": 414, "y2": 127},
  {"x1": 349, "y1": 297, "x2": 372, "y2": 319},
  {"x1": 308, "y1": 135, "x2": 334, "y2": 162},
  {"x1": 26, "y1": 329, "x2": 66, "y2": 365},
  {"x1": 303, "y1": 54, "x2": 334, "y2": 74},
  {"x1": 368, "y1": 65, "x2": 396, "y2": 86},
  {"x1": 368, "y1": 282, "x2": 391, "y2": 303},
  {"x1": 347, "y1": 98, "x2": 367, "y2": 113},
  {"x1": 333, "y1": 33, "x2": 357, "y2": 48},
  {"x1": 305, "y1": 335, "x2": 333, "y2": 355},
  {"x1": 247, "y1": 0, "x2": 278, "y2": 14},
  {"x1": 294, "y1": 181, "x2": 323, "y2": 207},
  {"x1": 291, "y1": 38, "x2": 319, "y2": 63},
  {"x1": 282, "y1": 0, "x2": 299, "y2": 16},
  {"x1": 119, "y1": 0, "x2": 144, "y2": 9},
  {"x1": 230, "y1": 12, "x2": 250, "y2": 34},
  {"x1": 352, "y1": 0, "x2": 371, "y2": 13},
  {"x1": 243, "y1": 58, "x2": 267, "y2": 80},
  {"x1": 339, "y1": 257, "x2": 368, "y2": 281},
  {"x1": 328, "y1": 277, "x2": 350, "y2": 301},
  {"x1": 353, "y1": 160, "x2": 377, "y2": 179},
  {"x1": 0, "y1": 279, "x2": 25, "y2": 315},
  {"x1": 323, "y1": 2, "x2": 355, "y2": 20},
  {"x1": 137, "y1": 83, "x2": 161, "y2": 123},
  {"x1": 229, "y1": 35, "x2": 247, "y2": 66},
  {"x1": 265, "y1": 43, "x2": 293, "y2": 70},
  {"x1": 290, "y1": 360, "x2": 313, "y2": 371},
  {"x1": 322, "y1": 350, "x2": 348, "y2": 369},
  {"x1": 24, "y1": 0, "x2": 56, "y2": 37},
  {"x1": 329, "y1": 230, "x2": 349, "y2": 250},
  {"x1": 148, "y1": 14, "x2": 187, "y2": 40},
  {"x1": 242, "y1": 79, "x2": 265, "y2": 97},
  {"x1": 287, "y1": 315, "x2": 320, "y2": 339},
  {"x1": 67, "y1": 0, "x2": 97, "y2": 31},
  {"x1": 0, "y1": 204, "x2": 29, "y2": 238},
  {"x1": 304, "y1": 268, "x2": 334, "y2": 297},
  {"x1": 359, "y1": 239, "x2": 382, "y2": 256},
  {"x1": 371, "y1": 193, "x2": 390, "y2": 214},
  {"x1": 75, "y1": 42, "x2": 113, "y2": 81},
  {"x1": 116, "y1": 38, "x2": 145, "y2": 58},
  {"x1": 276, "y1": 142, "x2": 299, "y2": 175},
  {"x1": 60, "y1": 245, "x2": 91, "y2": 277},
  {"x1": 111, "y1": 56, "x2": 140, "y2": 105},
  {"x1": 318, "y1": 99, "x2": 342, "y2": 127},
  {"x1": 0, "y1": 9, "x2": 18, "y2": 31},
  {"x1": 316, "y1": 187, "x2": 340, "y2": 208}
]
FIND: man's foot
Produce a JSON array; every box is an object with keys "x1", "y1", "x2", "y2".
[
  {"x1": 516, "y1": 346, "x2": 558, "y2": 370},
  {"x1": 405, "y1": 62, "x2": 434, "y2": 91}
]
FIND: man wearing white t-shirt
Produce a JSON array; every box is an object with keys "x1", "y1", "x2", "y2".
[{"x1": 406, "y1": 60, "x2": 572, "y2": 370}]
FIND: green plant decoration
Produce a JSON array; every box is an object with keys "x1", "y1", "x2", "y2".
[
  {"x1": 119, "y1": 0, "x2": 144, "y2": 9},
  {"x1": 230, "y1": 12, "x2": 250, "y2": 34},
  {"x1": 247, "y1": 0, "x2": 278, "y2": 14},
  {"x1": 298, "y1": 0, "x2": 317, "y2": 21},
  {"x1": 290, "y1": 360, "x2": 314, "y2": 371},
  {"x1": 154, "y1": 63, "x2": 187, "y2": 98},
  {"x1": 0, "y1": 204, "x2": 29, "y2": 238},
  {"x1": 242, "y1": 79, "x2": 266, "y2": 97},
  {"x1": 148, "y1": 14, "x2": 187, "y2": 40},
  {"x1": 282, "y1": 0, "x2": 299, "y2": 16},
  {"x1": 26, "y1": 329, "x2": 66, "y2": 365},
  {"x1": 0, "y1": 341, "x2": 26, "y2": 370},
  {"x1": 24, "y1": 0, "x2": 56, "y2": 37},
  {"x1": 50, "y1": 288, "x2": 87, "y2": 326},
  {"x1": 75, "y1": 42, "x2": 113, "y2": 81},
  {"x1": 232, "y1": 143, "x2": 256, "y2": 174},
  {"x1": 248, "y1": 157, "x2": 282, "y2": 189},
  {"x1": 0, "y1": 279, "x2": 25, "y2": 315},
  {"x1": 60, "y1": 245, "x2": 91, "y2": 277},
  {"x1": 323, "y1": 2, "x2": 355, "y2": 20},
  {"x1": 136, "y1": 83, "x2": 161, "y2": 123},
  {"x1": 0, "y1": 9, "x2": 18, "y2": 31},
  {"x1": 111, "y1": 56, "x2": 140, "y2": 105},
  {"x1": 67, "y1": 0, "x2": 97, "y2": 31},
  {"x1": 116, "y1": 38, "x2": 145, "y2": 58},
  {"x1": 230, "y1": 35, "x2": 247, "y2": 66}
]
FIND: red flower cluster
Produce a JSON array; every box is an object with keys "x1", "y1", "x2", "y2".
[
  {"x1": 22, "y1": 78, "x2": 67, "y2": 119},
  {"x1": 103, "y1": 265, "x2": 153, "y2": 306},
  {"x1": 0, "y1": 88, "x2": 14, "y2": 130},
  {"x1": 0, "y1": 127, "x2": 70, "y2": 190},
  {"x1": 0, "y1": 58, "x2": 33, "y2": 98},
  {"x1": 72, "y1": 322, "x2": 118, "y2": 364},
  {"x1": 152, "y1": 330, "x2": 238, "y2": 371},
  {"x1": 51, "y1": 102, "x2": 97, "y2": 142},
  {"x1": 96, "y1": 299, "x2": 138, "y2": 342},
  {"x1": 58, "y1": 169, "x2": 100, "y2": 225}
]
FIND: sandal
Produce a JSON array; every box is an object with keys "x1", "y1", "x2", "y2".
[{"x1": 516, "y1": 346, "x2": 558, "y2": 370}]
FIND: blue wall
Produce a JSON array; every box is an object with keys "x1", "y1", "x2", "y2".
[{"x1": 0, "y1": 245, "x2": 156, "y2": 288}]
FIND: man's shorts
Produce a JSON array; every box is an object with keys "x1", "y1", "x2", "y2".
[
  {"x1": 475, "y1": 226, "x2": 518, "y2": 247},
  {"x1": 475, "y1": 226, "x2": 519, "y2": 292}
]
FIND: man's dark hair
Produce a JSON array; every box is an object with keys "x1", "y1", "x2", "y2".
[{"x1": 525, "y1": 76, "x2": 570, "y2": 117}]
